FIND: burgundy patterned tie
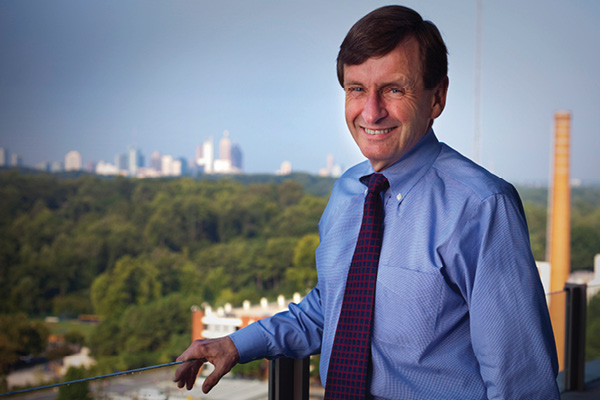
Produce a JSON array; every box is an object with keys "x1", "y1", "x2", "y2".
[{"x1": 324, "y1": 173, "x2": 389, "y2": 399}]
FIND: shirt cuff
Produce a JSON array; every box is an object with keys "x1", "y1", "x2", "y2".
[{"x1": 229, "y1": 322, "x2": 269, "y2": 363}]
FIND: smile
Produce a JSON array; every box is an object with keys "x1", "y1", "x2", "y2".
[{"x1": 364, "y1": 127, "x2": 393, "y2": 135}]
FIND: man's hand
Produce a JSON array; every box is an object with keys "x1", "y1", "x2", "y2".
[{"x1": 173, "y1": 336, "x2": 240, "y2": 393}]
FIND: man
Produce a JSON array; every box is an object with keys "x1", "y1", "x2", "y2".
[{"x1": 174, "y1": 5, "x2": 559, "y2": 399}]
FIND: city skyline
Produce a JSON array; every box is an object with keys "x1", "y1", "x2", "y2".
[
  {"x1": 0, "y1": 126, "x2": 346, "y2": 178},
  {"x1": 0, "y1": 128, "x2": 252, "y2": 177},
  {"x1": 1, "y1": 0, "x2": 599, "y2": 183}
]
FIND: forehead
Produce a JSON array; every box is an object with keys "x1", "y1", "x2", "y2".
[{"x1": 343, "y1": 37, "x2": 423, "y2": 86}]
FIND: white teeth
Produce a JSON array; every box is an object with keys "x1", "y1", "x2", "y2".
[{"x1": 364, "y1": 128, "x2": 392, "y2": 135}]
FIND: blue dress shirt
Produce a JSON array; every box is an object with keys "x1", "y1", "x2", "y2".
[{"x1": 230, "y1": 130, "x2": 559, "y2": 399}]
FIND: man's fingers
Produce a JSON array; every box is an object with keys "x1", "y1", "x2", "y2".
[
  {"x1": 184, "y1": 363, "x2": 199, "y2": 390},
  {"x1": 173, "y1": 359, "x2": 204, "y2": 390},
  {"x1": 202, "y1": 366, "x2": 224, "y2": 394}
]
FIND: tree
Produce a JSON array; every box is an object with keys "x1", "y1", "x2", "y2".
[
  {"x1": 56, "y1": 367, "x2": 90, "y2": 400},
  {"x1": 91, "y1": 255, "x2": 161, "y2": 318},
  {"x1": 286, "y1": 234, "x2": 319, "y2": 292},
  {"x1": 0, "y1": 313, "x2": 49, "y2": 374},
  {"x1": 274, "y1": 195, "x2": 327, "y2": 237},
  {"x1": 522, "y1": 201, "x2": 546, "y2": 261}
]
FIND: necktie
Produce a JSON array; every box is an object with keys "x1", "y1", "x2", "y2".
[{"x1": 324, "y1": 173, "x2": 389, "y2": 399}]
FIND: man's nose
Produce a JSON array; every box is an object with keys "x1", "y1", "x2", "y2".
[{"x1": 362, "y1": 92, "x2": 388, "y2": 124}]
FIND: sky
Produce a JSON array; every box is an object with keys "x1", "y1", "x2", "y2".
[{"x1": 1, "y1": 0, "x2": 599, "y2": 184}]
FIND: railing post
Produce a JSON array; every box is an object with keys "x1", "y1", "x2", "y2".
[
  {"x1": 268, "y1": 357, "x2": 310, "y2": 400},
  {"x1": 564, "y1": 283, "x2": 587, "y2": 391}
]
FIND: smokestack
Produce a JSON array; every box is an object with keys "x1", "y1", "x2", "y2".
[{"x1": 547, "y1": 111, "x2": 571, "y2": 371}]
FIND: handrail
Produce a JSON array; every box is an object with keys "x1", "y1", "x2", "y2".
[{"x1": 0, "y1": 359, "x2": 195, "y2": 397}]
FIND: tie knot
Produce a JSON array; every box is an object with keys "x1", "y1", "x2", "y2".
[{"x1": 367, "y1": 173, "x2": 389, "y2": 194}]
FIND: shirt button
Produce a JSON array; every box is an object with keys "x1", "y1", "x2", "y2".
[
  {"x1": 364, "y1": 189, "x2": 368, "y2": 195},
  {"x1": 396, "y1": 193, "x2": 403, "y2": 201}
]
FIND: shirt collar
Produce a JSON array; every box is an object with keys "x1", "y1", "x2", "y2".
[{"x1": 362, "y1": 129, "x2": 442, "y2": 203}]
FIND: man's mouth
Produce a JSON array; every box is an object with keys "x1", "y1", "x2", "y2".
[{"x1": 364, "y1": 127, "x2": 393, "y2": 135}]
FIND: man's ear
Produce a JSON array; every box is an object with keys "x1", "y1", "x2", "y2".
[{"x1": 430, "y1": 76, "x2": 449, "y2": 119}]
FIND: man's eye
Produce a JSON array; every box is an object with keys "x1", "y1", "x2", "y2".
[
  {"x1": 389, "y1": 88, "x2": 405, "y2": 95},
  {"x1": 347, "y1": 87, "x2": 363, "y2": 93}
]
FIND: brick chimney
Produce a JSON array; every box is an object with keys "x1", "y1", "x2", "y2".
[{"x1": 547, "y1": 111, "x2": 571, "y2": 371}]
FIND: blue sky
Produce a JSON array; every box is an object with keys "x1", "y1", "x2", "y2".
[{"x1": 1, "y1": 0, "x2": 599, "y2": 183}]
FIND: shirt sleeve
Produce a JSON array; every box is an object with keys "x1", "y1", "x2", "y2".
[
  {"x1": 229, "y1": 284, "x2": 324, "y2": 363},
  {"x1": 454, "y1": 189, "x2": 560, "y2": 399}
]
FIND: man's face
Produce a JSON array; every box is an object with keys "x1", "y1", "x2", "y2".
[{"x1": 343, "y1": 37, "x2": 448, "y2": 171}]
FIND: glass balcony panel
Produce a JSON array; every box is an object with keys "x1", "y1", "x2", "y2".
[
  {"x1": 585, "y1": 284, "x2": 600, "y2": 385},
  {"x1": 547, "y1": 290, "x2": 567, "y2": 372}
]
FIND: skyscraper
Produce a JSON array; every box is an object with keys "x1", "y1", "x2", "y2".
[
  {"x1": 10, "y1": 153, "x2": 22, "y2": 167},
  {"x1": 214, "y1": 131, "x2": 233, "y2": 173},
  {"x1": 115, "y1": 153, "x2": 128, "y2": 171},
  {"x1": 65, "y1": 150, "x2": 83, "y2": 171},
  {"x1": 150, "y1": 151, "x2": 162, "y2": 172},
  {"x1": 231, "y1": 144, "x2": 243, "y2": 171},
  {"x1": 161, "y1": 154, "x2": 174, "y2": 176},
  {"x1": 196, "y1": 131, "x2": 243, "y2": 174},
  {"x1": 219, "y1": 130, "x2": 232, "y2": 161},
  {"x1": 128, "y1": 148, "x2": 144, "y2": 176},
  {"x1": 0, "y1": 147, "x2": 7, "y2": 166},
  {"x1": 196, "y1": 138, "x2": 214, "y2": 174}
]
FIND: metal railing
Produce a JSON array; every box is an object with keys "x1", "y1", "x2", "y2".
[
  {"x1": 268, "y1": 357, "x2": 310, "y2": 400},
  {"x1": 564, "y1": 283, "x2": 587, "y2": 391}
]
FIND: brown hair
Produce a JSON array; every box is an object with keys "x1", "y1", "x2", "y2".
[{"x1": 336, "y1": 5, "x2": 448, "y2": 89}]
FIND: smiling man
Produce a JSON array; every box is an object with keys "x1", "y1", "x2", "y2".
[{"x1": 174, "y1": 6, "x2": 560, "y2": 399}]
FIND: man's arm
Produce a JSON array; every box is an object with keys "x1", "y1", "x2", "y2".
[
  {"x1": 453, "y1": 191, "x2": 559, "y2": 399},
  {"x1": 173, "y1": 285, "x2": 324, "y2": 392},
  {"x1": 230, "y1": 285, "x2": 324, "y2": 362}
]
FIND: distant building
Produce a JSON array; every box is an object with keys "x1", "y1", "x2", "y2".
[
  {"x1": 96, "y1": 161, "x2": 120, "y2": 176},
  {"x1": 35, "y1": 161, "x2": 50, "y2": 172},
  {"x1": 135, "y1": 167, "x2": 161, "y2": 178},
  {"x1": 219, "y1": 130, "x2": 232, "y2": 162},
  {"x1": 65, "y1": 150, "x2": 82, "y2": 171},
  {"x1": 177, "y1": 157, "x2": 188, "y2": 176},
  {"x1": 161, "y1": 154, "x2": 174, "y2": 176},
  {"x1": 172, "y1": 159, "x2": 183, "y2": 176},
  {"x1": 215, "y1": 130, "x2": 242, "y2": 174},
  {"x1": 0, "y1": 147, "x2": 7, "y2": 166},
  {"x1": 58, "y1": 347, "x2": 96, "y2": 376},
  {"x1": 128, "y1": 148, "x2": 144, "y2": 176},
  {"x1": 85, "y1": 161, "x2": 96, "y2": 173},
  {"x1": 276, "y1": 161, "x2": 292, "y2": 175},
  {"x1": 10, "y1": 153, "x2": 22, "y2": 167},
  {"x1": 115, "y1": 153, "x2": 128, "y2": 171},
  {"x1": 196, "y1": 131, "x2": 244, "y2": 175},
  {"x1": 196, "y1": 138, "x2": 214, "y2": 174},
  {"x1": 213, "y1": 158, "x2": 232, "y2": 174},
  {"x1": 149, "y1": 151, "x2": 162, "y2": 172},
  {"x1": 50, "y1": 161, "x2": 63, "y2": 172},
  {"x1": 319, "y1": 154, "x2": 343, "y2": 178},
  {"x1": 231, "y1": 144, "x2": 243, "y2": 170},
  {"x1": 192, "y1": 293, "x2": 303, "y2": 341}
]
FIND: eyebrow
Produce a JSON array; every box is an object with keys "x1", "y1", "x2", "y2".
[{"x1": 343, "y1": 78, "x2": 416, "y2": 89}]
